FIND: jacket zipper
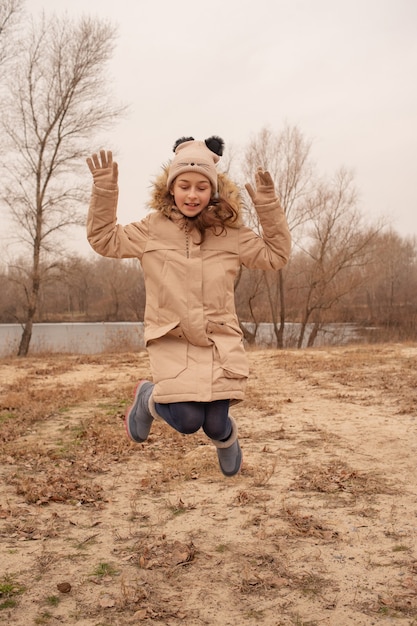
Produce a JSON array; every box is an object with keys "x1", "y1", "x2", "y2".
[{"x1": 185, "y1": 221, "x2": 190, "y2": 258}]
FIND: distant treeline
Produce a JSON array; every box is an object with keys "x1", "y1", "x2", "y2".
[{"x1": 1, "y1": 226, "x2": 416, "y2": 348}]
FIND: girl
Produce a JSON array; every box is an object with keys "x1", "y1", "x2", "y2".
[{"x1": 86, "y1": 136, "x2": 291, "y2": 477}]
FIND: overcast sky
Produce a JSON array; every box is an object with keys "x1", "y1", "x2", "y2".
[{"x1": 6, "y1": 0, "x2": 417, "y2": 255}]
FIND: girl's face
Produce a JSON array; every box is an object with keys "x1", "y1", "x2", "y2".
[{"x1": 171, "y1": 172, "x2": 212, "y2": 218}]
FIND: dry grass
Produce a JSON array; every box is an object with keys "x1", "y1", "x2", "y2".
[
  {"x1": 291, "y1": 459, "x2": 393, "y2": 497},
  {"x1": 1, "y1": 344, "x2": 417, "y2": 625}
]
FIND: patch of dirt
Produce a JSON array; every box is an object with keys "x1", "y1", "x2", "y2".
[{"x1": 1, "y1": 343, "x2": 417, "y2": 625}]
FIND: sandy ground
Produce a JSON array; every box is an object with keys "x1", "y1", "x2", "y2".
[{"x1": 0, "y1": 343, "x2": 417, "y2": 625}]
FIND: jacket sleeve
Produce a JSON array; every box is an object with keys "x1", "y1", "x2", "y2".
[
  {"x1": 238, "y1": 198, "x2": 291, "y2": 270},
  {"x1": 87, "y1": 185, "x2": 149, "y2": 259}
]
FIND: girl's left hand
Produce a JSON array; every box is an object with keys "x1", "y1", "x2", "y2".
[{"x1": 245, "y1": 169, "x2": 277, "y2": 206}]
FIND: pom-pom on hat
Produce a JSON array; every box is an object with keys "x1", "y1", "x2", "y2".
[{"x1": 166, "y1": 135, "x2": 224, "y2": 192}]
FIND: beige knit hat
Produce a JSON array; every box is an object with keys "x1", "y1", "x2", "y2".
[{"x1": 166, "y1": 136, "x2": 224, "y2": 192}]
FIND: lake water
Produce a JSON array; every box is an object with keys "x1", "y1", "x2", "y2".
[{"x1": 0, "y1": 322, "x2": 363, "y2": 357}]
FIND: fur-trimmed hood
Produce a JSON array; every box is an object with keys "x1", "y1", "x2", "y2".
[{"x1": 148, "y1": 164, "x2": 243, "y2": 227}]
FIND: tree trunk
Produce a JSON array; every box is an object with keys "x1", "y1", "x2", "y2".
[
  {"x1": 18, "y1": 246, "x2": 41, "y2": 356},
  {"x1": 239, "y1": 293, "x2": 259, "y2": 345},
  {"x1": 264, "y1": 271, "x2": 284, "y2": 349},
  {"x1": 240, "y1": 323, "x2": 257, "y2": 345},
  {"x1": 307, "y1": 321, "x2": 320, "y2": 347},
  {"x1": 17, "y1": 318, "x2": 34, "y2": 356},
  {"x1": 18, "y1": 289, "x2": 38, "y2": 355},
  {"x1": 297, "y1": 307, "x2": 312, "y2": 349},
  {"x1": 275, "y1": 268, "x2": 285, "y2": 348}
]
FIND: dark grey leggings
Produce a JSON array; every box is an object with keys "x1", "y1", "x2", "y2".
[{"x1": 154, "y1": 399, "x2": 231, "y2": 441}]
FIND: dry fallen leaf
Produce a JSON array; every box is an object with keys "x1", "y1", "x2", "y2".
[
  {"x1": 133, "y1": 608, "x2": 147, "y2": 619},
  {"x1": 99, "y1": 594, "x2": 116, "y2": 608}
]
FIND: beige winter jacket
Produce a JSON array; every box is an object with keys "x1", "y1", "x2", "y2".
[{"x1": 87, "y1": 168, "x2": 291, "y2": 404}]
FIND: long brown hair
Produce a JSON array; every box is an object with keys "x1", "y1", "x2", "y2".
[{"x1": 186, "y1": 195, "x2": 239, "y2": 244}]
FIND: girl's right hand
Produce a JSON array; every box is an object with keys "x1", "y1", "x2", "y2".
[{"x1": 86, "y1": 150, "x2": 118, "y2": 190}]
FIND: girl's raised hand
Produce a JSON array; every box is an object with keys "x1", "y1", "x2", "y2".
[
  {"x1": 245, "y1": 169, "x2": 277, "y2": 206},
  {"x1": 86, "y1": 150, "x2": 118, "y2": 189}
]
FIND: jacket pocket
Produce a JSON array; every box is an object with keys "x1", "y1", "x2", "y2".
[
  {"x1": 145, "y1": 320, "x2": 185, "y2": 344},
  {"x1": 206, "y1": 321, "x2": 249, "y2": 379},
  {"x1": 146, "y1": 322, "x2": 188, "y2": 382}
]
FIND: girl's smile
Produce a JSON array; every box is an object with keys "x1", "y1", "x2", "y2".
[{"x1": 171, "y1": 172, "x2": 212, "y2": 217}]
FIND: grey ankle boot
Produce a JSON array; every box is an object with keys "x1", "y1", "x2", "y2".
[
  {"x1": 125, "y1": 380, "x2": 159, "y2": 443},
  {"x1": 212, "y1": 416, "x2": 242, "y2": 477}
]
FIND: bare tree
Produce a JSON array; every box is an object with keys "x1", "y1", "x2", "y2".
[
  {"x1": 295, "y1": 168, "x2": 381, "y2": 347},
  {"x1": 93, "y1": 258, "x2": 139, "y2": 321},
  {"x1": 58, "y1": 256, "x2": 97, "y2": 318},
  {"x1": 363, "y1": 230, "x2": 417, "y2": 333},
  {"x1": 240, "y1": 125, "x2": 314, "y2": 346},
  {"x1": 0, "y1": 261, "x2": 19, "y2": 322},
  {"x1": 234, "y1": 266, "x2": 266, "y2": 344},
  {"x1": 0, "y1": 0, "x2": 23, "y2": 72},
  {"x1": 0, "y1": 11, "x2": 125, "y2": 355}
]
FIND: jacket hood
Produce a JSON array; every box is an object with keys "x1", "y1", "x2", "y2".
[{"x1": 148, "y1": 164, "x2": 243, "y2": 227}]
